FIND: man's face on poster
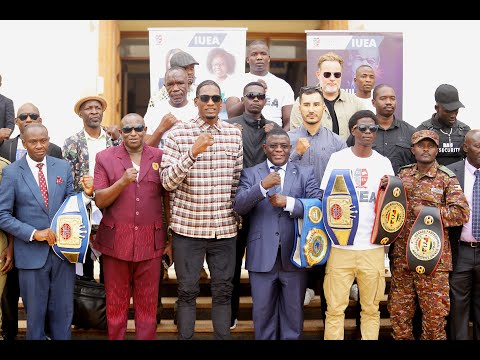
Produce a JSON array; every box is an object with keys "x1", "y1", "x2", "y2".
[{"x1": 350, "y1": 47, "x2": 381, "y2": 73}]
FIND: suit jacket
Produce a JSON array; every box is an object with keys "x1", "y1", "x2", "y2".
[
  {"x1": 234, "y1": 161, "x2": 323, "y2": 273},
  {"x1": 0, "y1": 94, "x2": 15, "y2": 131},
  {"x1": 62, "y1": 129, "x2": 117, "y2": 192},
  {"x1": 447, "y1": 159, "x2": 466, "y2": 270},
  {"x1": 0, "y1": 155, "x2": 75, "y2": 269},
  {"x1": 91, "y1": 144, "x2": 166, "y2": 262},
  {"x1": 0, "y1": 135, "x2": 63, "y2": 163}
]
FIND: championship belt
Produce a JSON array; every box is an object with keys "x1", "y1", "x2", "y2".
[
  {"x1": 322, "y1": 169, "x2": 359, "y2": 246},
  {"x1": 406, "y1": 206, "x2": 444, "y2": 275},
  {"x1": 370, "y1": 175, "x2": 407, "y2": 245},
  {"x1": 51, "y1": 193, "x2": 91, "y2": 264},
  {"x1": 291, "y1": 198, "x2": 330, "y2": 268}
]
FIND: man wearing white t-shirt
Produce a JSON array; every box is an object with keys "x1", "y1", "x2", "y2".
[
  {"x1": 320, "y1": 109, "x2": 394, "y2": 340},
  {"x1": 354, "y1": 65, "x2": 376, "y2": 113},
  {"x1": 144, "y1": 67, "x2": 197, "y2": 149},
  {"x1": 226, "y1": 40, "x2": 294, "y2": 130}
]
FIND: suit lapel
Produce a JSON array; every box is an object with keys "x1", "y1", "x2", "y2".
[
  {"x1": 138, "y1": 147, "x2": 153, "y2": 183},
  {"x1": 116, "y1": 145, "x2": 135, "y2": 174},
  {"x1": 46, "y1": 156, "x2": 57, "y2": 208},
  {"x1": 458, "y1": 160, "x2": 466, "y2": 189},
  {"x1": 282, "y1": 162, "x2": 296, "y2": 195},
  {"x1": 257, "y1": 161, "x2": 270, "y2": 183},
  {"x1": 19, "y1": 156, "x2": 49, "y2": 214}
]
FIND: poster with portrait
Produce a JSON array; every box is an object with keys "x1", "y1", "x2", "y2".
[
  {"x1": 306, "y1": 31, "x2": 403, "y2": 119},
  {"x1": 148, "y1": 27, "x2": 247, "y2": 119}
]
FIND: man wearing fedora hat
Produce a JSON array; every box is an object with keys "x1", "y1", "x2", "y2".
[
  {"x1": 62, "y1": 95, "x2": 120, "y2": 282},
  {"x1": 417, "y1": 84, "x2": 471, "y2": 166},
  {"x1": 148, "y1": 50, "x2": 199, "y2": 109}
]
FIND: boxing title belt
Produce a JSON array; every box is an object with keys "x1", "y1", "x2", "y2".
[
  {"x1": 406, "y1": 206, "x2": 444, "y2": 275},
  {"x1": 51, "y1": 193, "x2": 91, "y2": 264},
  {"x1": 291, "y1": 198, "x2": 330, "y2": 268},
  {"x1": 370, "y1": 175, "x2": 407, "y2": 245},
  {"x1": 322, "y1": 169, "x2": 359, "y2": 246}
]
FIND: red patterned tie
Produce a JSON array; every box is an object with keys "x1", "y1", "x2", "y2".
[{"x1": 37, "y1": 163, "x2": 49, "y2": 208}]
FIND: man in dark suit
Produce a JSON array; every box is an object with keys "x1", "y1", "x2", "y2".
[
  {"x1": 447, "y1": 129, "x2": 480, "y2": 340},
  {"x1": 0, "y1": 123, "x2": 93, "y2": 340},
  {"x1": 0, "y1": 102, "x2": 62, "y2": 341},
  {"x1": 0, "y1": 74, "x2": 15, "y2": 142},
  {"x1": 233, "y1": 127, "x2": 322, "y2": 340}
]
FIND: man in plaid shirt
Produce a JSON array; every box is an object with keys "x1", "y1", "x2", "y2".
[{"x1": 161, "y1": 80, "x2": 243, "y2": 340}]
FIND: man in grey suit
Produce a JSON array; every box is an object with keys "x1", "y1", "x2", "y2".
[
  {"x1": 0, "y1": 123, "x2": 93, "y2": 340},
  {"x1": 0, "y1": 75, "x2": 15, "y2": 142},
  {"x1": 447, "y1": 129, "x2": 480, "y2": 340},
  {"x1": 233, "y1": 127, "x2": 323, "y2": 340},
  {"x1": 0, "y1": 102, "x2": 62, "y2": 341}
]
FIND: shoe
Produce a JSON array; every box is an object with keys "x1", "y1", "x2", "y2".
[
  {"x1": 200, "y1": 267, "x2": 208, "y2": 280},
  {"x1": 304, "y1": 288, "x2": 315, "y2": 306},
  {"x1": 230, "y1": 318, "x2": 237, "y2": 330}
]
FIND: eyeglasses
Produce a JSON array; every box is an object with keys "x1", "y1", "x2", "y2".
[
  {"x1": 198, "y1": 95, "x2": 222, "y2": 103},
  {"x1": 17, "y1": 113, "x2": 39, "y2": 121},
  {"x1": 267, "y1": 144, "x2": 290, "y2": 150},
  {"x1": 244, "y1": 93, "x2": 266, "y2": 100},
  {"x1": 355, "y1": 124, "x2": 379, "y2": 133},
  {"x1": 122, "y1": 125, "x2": 145, "y2": 134},
  {"x1": 323, "y1": 72, "x2": 342, "y2": 79}
]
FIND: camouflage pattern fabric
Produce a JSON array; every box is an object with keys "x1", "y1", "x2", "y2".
[{"x1": 388, "y1": 160, "x2": 470, "y2": 340}]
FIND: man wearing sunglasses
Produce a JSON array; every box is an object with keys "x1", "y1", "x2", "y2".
[
  {"x1": 91, "y1": 113, "x2": 169, "y2": 340},
  {"x1": 226, "y1": 40, "x2": 295, "y2": 131},
  {"x1": 289, "y1": 52, "x2": 366, "y2": 140},
  {"x1": 288, "y1": 86, "x2": 346, "y2": 311},
  {"x1": 0, "y1": 103, "x2": 63, "y2": 341},
  {"x1": 63, "y1": 96, "x2": 120, "y2": 285},
  {"x1": 161, "y1": 80, "x2": 243, "y2": 340},
  {"x1": 226, "y1": 81, "x2": 279, "y2": 330},
  {"x1": 320, "y1": 110, "x2": 394, "y2": 340},
  {"x1": 0, "y1": 75, "x2": 14, "y2": 143}
]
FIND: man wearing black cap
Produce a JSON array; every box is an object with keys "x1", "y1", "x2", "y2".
[
  {"x1": 148, "y1": 50, "x2": 199, "y2": 109},
  {"x1": 417, "y1": 84, "x2": 471, "y2": 166}
]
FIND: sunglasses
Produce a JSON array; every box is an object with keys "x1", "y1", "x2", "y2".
[
  {"x1": 355, "y1": 124, "x2": 379, "y2": 133},
  {"x1": 323, "y1": 72, "x2": 342, "y2": 79},
  {"x1": 122, "y1": 125, "x2": 145, "y2": 134},
  {"x1": 244, "y1": 93, "x2": 266, "y2": 100},
  {"x1": 18, "y1": 113, "x2": 40, "y2": 121},
  {"x1": 198, "y1": 95, "x2": 222, "y2": 103}
]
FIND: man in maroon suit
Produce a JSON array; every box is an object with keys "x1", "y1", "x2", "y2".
[{"x1": 92, "y1": 113, "x2": 170, "y2": 340}]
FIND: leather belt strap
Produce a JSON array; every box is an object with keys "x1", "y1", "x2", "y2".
[
  {"x1": 322, "y1": 169, "x2": 359, "y2": 246},
  {"x1": 459, "y1": 241, "x2": 480, "y2": 248},
  {"x1": 371, "y1": 175, "x2": 407, "y2": 245},
  {"x1": 51, "y1": 193, "x2": 91, "y2": 264},
  {"x1": 406, "y1": 205, "x2": 443, "y2": 275},
  {"x1": 291, "y1": 198, "x2": 330, "y2": 268}
]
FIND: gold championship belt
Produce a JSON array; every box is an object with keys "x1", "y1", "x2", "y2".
[
  {"x1": 291, "y1": 198, "x2": 330, "y2": 268},
  {"x1": 51, "y1": 193, "x2": 91, "y2": 263},
  {"x1": 406, "y1": 206, "x2": 444, "y2": 275},
  {"x1": 322, "y1": 169, "x2": 359, "y2": 246},
  {"x1": 371, "y1": 175, "x2": 407, "y2": 245}
]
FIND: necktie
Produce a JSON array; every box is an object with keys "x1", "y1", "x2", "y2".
[
  {"x1": 473, "y1": 169, "x2": 480, "y2": 240},
  {"x1": 270, "y1": 165, "x2": 282, "y2": 194},
  {"x1": 37, "y1": 163, "x2": 49, "y2": 208}
]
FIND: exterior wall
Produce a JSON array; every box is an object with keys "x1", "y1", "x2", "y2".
[
  {"x1": 0, "y1": 20, "x2": 99, "y2": 147},
  {"x1": 350, "y1": 20, "x2": 478, "y2": 129}
]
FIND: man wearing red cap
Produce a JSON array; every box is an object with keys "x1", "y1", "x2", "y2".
[
  {"x1": 387, "y1": 129, "x2": 470, "y2": 340},
  {"x1": 417, "y1": 84, "x2": 471, "y2": 166}
]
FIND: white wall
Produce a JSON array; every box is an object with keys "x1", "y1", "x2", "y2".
[
  {"x1": 0, "y1": 20, "x2": 99, "y2": 146},
  {"x1": 349, "y1": 20, "x2": 479, "y2": 128}
]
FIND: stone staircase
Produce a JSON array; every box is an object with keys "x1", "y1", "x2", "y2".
[{"x1": 16, "y1": 265, "x2": 395, "y2": 340}]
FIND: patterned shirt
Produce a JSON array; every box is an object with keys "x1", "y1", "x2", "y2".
[{"x1": 160, "y1": 116, "x2": 243, "y2": 239}]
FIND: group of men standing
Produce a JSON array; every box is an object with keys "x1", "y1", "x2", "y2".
[{"x1": 0, "y1": 41, "x2": 477, "y2": 343}]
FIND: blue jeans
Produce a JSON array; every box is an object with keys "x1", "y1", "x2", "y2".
[{"x1": 172, "y1": 232, "x2": 236, "y2": 340}]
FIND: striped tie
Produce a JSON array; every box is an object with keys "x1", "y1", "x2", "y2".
[
  {"x1": 37, "y1": 163, "x2": 49, "y2": 208},
  {"x1": 270, "y1": 165, "x2": 281, "y2": 194},
  {"x1": 473, "y1": 170, "x2": 480, "y2": 240}
]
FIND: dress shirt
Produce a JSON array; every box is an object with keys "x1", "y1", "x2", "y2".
[{"x1": 259, "y1": 160, "x2": 295, "y2": 212}]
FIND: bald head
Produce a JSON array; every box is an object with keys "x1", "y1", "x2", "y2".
[
  {"x1": 17, "y1": 103, "x2": 40, "y2": 117},
  {"x1": 16, "y1": 103, "x2": 42, "y2": 135},
  {"x1": 463, "y1": 129, "x2": 480, "y2": 169}
]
